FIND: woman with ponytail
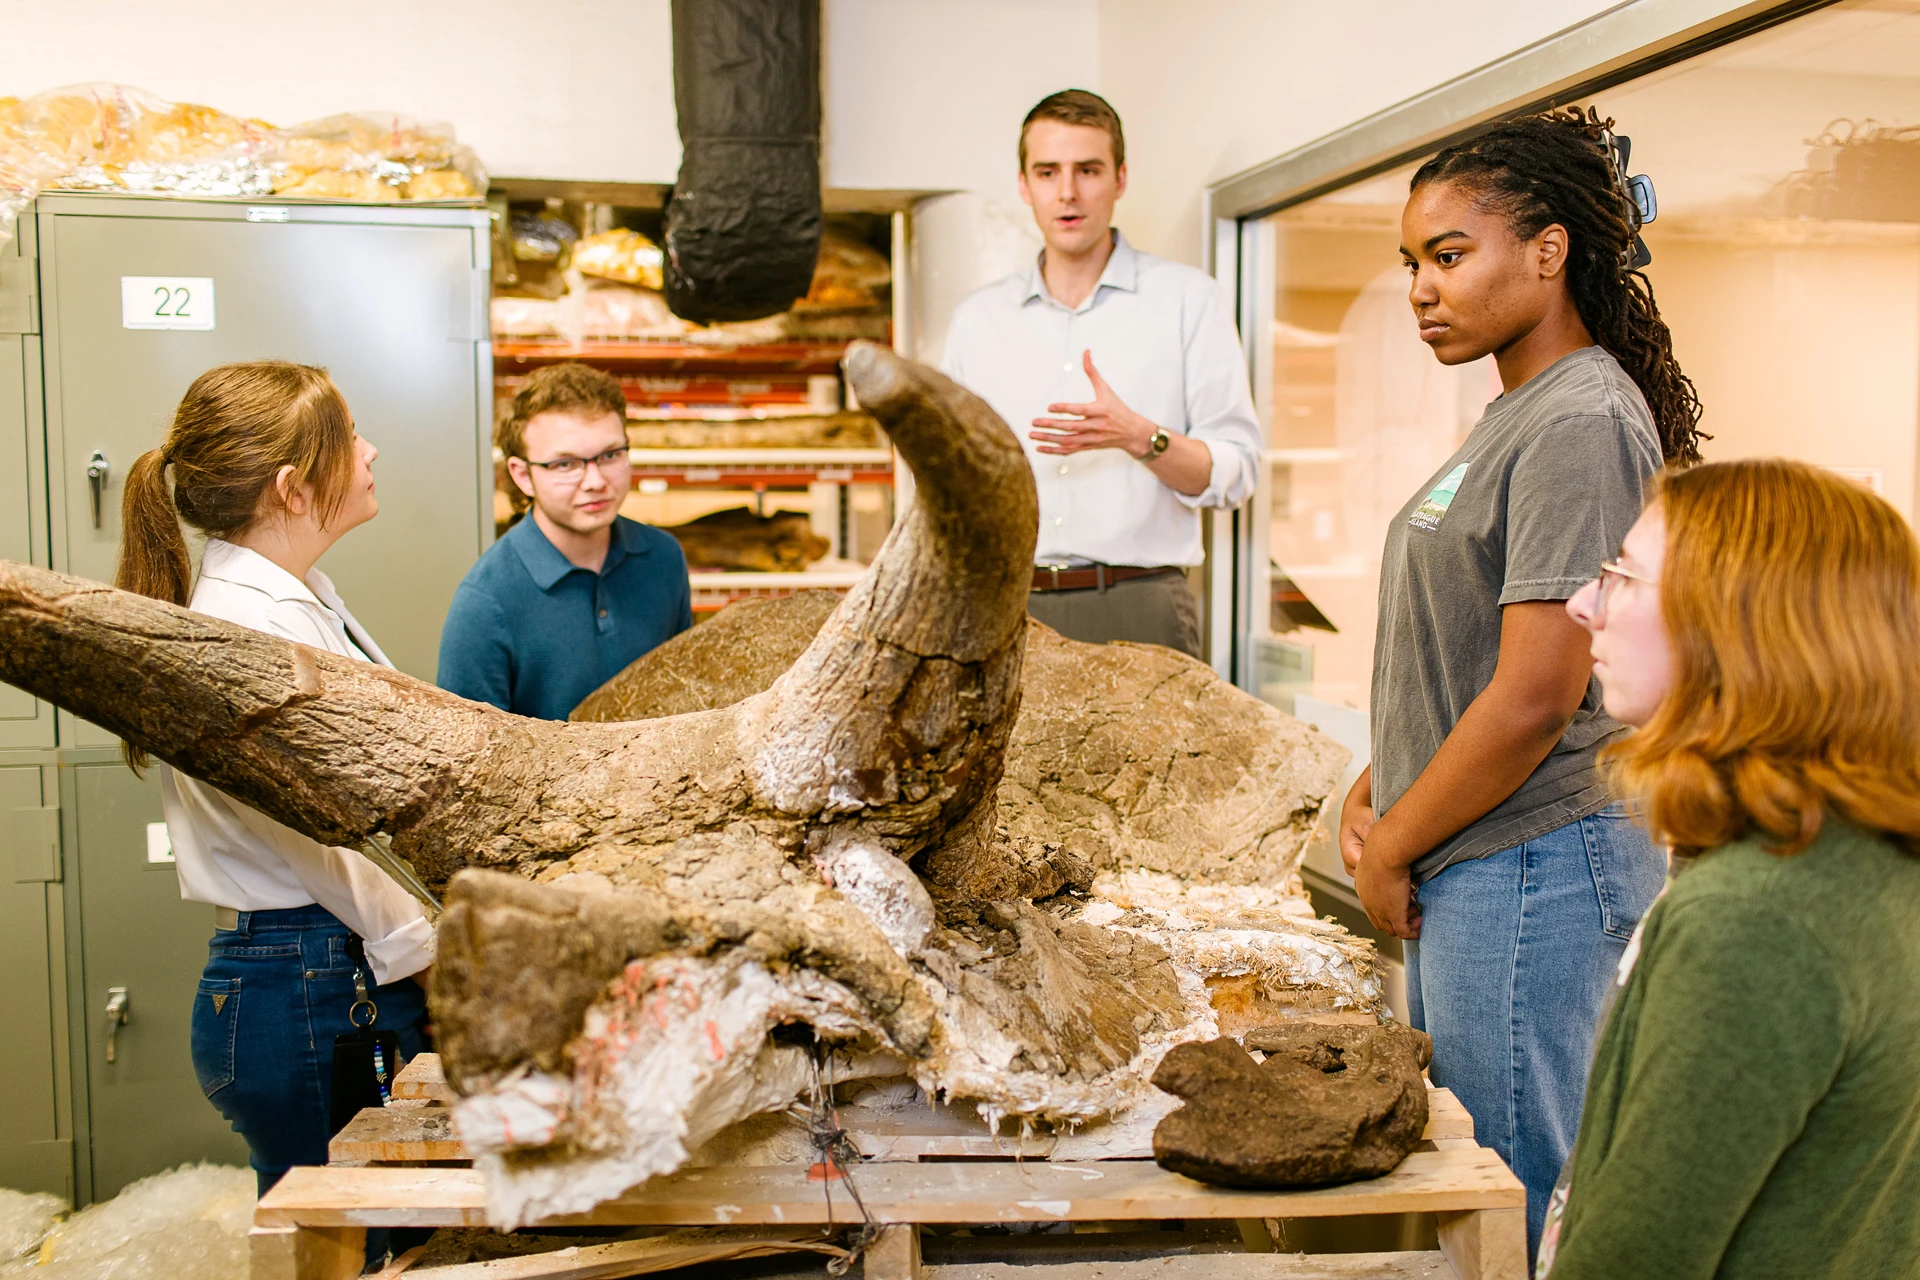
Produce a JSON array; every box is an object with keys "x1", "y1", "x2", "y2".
[
  {"x1": 118, "y1": 363, "x2": 431, "y2": 1233},
  {"x1": 1337, "y1": 108, "x2": 1699, "y2": 1258},
  {"x1": 1536, "y1": 459, "x2": 1920, "y2": 1277}
]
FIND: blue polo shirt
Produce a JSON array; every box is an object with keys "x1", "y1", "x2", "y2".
[{"x1": 436, "y1": 515, "x2": 693, "y2": 720}]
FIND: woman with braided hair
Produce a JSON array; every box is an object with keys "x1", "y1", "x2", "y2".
[{"x1": 1337, "y1": 107, "x2": 1699, "y2": 1259}]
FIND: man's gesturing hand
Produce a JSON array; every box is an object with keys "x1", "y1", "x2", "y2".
[{"x1": 1031, "y1": 350, "x2": 1158, "y2": 459}]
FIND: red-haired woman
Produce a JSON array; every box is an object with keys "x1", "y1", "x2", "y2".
[{"x1": 1538, "y1": 458, "x2": 1920, "y2": 1277}]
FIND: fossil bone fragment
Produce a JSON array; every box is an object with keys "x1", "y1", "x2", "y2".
[
  {"x1": 1151, "y1": 1023, "x2": 1433, "y2": 1188},
  {"x1": 0, "y1": 343, "x2": 1376, "y2": 1227},
  {"x1": 664, "y1": 506, "x2": 831, "y2": 572}
]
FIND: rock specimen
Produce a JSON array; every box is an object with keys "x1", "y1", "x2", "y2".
[
  {"x1": 1151, "y1": 1023, "x2": 1433, "y2": 1189},
  {"x1": 664, "y1": 507, "x2": 832, "y2": 572},
  {"x1": 0, "y1": 343, "x2": 1377, "y2": 1228}
]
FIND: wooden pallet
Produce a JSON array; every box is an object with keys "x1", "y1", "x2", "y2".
[{"x1": 259, "y1": 1055, "x2": 1524, "y2": 1280}]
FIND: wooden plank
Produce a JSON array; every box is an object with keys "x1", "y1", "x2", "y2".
[
  {"x1": 917, "y1": 1254, "x2": 1455, "y2": 1278},
  {"x1": 368, "y1": 1245, "x2": 427, "y2": 1278},
  {"x1": 248, "y1": 1222, "x2": 365, "y2": 1280},
  {"x1": 393, "y1": 1055, "x2": 449, "y2": 1102},
  {"x1": 257, "y1": 1148, "x2": 1523, "y2": 1231},
  {"x1": 331, "y1": 1104, "x2": 463, "y2": 1164},
  {"x1": 392, "y1": 1231, "x2": 845, "y2": 1280},
  {"x1": 863, "y1": 1224, "x2": 921, "y2": 1280},
  {"x1": 1424, "y1": 1090, "x2": 1474, "y2": 1142},
  {"x1": 1437, "y1": 1207, "x2": 1527, "y2": 1280}
]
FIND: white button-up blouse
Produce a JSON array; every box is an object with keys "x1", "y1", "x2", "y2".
[{"x1": 160, "y1": 539, "x2": 434, "y2": 984}]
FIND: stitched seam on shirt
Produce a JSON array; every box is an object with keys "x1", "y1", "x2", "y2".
[{"x1": 1506, "y1": 576, "x2": 1595, "y2": 588}]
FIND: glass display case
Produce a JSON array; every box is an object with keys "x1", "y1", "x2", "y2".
[
  {"x1": 1210, "y1": 0, "x2": 1920, "y2": 929},
  {"x1": 1234, "y1": 0, "x2": 1920, "y2": 719}
]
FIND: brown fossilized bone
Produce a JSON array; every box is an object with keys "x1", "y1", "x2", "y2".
[
  {"x1": 0, "y1": 342, "x2": 1377, "y2": 1226},
  {"x1": 1151, "y1": 1023, "x2": 1433, "y2": 1188}
]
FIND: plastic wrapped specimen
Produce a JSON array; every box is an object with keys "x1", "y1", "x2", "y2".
[{"x1": 0, "y1": 344, "x2": 1385, "y2": 1227}]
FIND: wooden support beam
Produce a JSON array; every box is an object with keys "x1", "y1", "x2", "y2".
[
  {"x1": 1436, "y1": 1207, "x2": 1528, "y2": 1280},
  {"x1": 261, "y1": 1148, "x2": 1523, "y2": 1231},
  {"x1": 392, "y1": 1055, "x2": 450, "y2": 1102},
  {"x1": 248, "y1": 1222, "x2": 365, "y2": 1280},
  {"x1": 376, "y1": 1231, "x2": 845, "y2": 1280},
  {"x1": 1235, "y1": 1218, "x2": 1276, "y2": 1252},
  {"x1": 862, "y1": 1224, "x2": 921, "y2": 1280}
]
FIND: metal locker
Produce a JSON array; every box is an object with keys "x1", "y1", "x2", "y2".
[
  {"x1": 12, "y1": 192, "x2": 491, "y2": 1202},
  {"x1": 60, "y1": 755, "x2": 248, "y2": 1202},
  {"x1": 0, "y1": 208, "x2": 53, "y2": 749},
  {"x1": 36, "y1": 192, "x2": 493, "y2": 747},
  {"x1": 0, "y1": 760, "x2": 70, "y2": 1199}
]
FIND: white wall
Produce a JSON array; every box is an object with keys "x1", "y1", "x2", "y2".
[
  {"x1": 0, "y1": 1, "x2": 1764, "y2": 286},
  {"x1": 822, "y1": 0, "x2": 1098, "y2": 196},
  {"x1": 0, "y1": 0, "x2": 1096, "y2": 193},
  {"x1": 0, "y1": 0, "x2": 681, "y2": 183}
]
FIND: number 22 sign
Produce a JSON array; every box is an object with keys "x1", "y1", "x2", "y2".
[{"x1": 121, "y1": 276, "x2": 216, "y2": 331}]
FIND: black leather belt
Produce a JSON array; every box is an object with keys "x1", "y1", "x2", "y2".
[{"x1": 1031, "y1": 564, "x2": 1181, "y2": 593}]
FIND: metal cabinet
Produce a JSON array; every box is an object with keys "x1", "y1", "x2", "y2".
[
  {"x1": 59, "y1": 755, "x2": 249, "y2": 1202},
  {"x1": 37, "y1": 194, "x2": 494, "y2": 745},
  {"x1": 0, "y1": 192, "x2": 491, "y2": 1204},
  {"x1": 0, "y1": 760, "x2": 68, "y2": 1199},
  {"x1": 0, "y1": 214, "x2": 52, "y2": 749}
]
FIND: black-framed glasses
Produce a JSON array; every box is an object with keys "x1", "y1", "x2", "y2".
[{"x1": 521, "y1": 445, "x2": 629, "y2": 482}]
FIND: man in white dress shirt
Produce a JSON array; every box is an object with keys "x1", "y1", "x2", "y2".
[{"x1": 943, "y1": 89, "x2": 1261, "y2": 658}]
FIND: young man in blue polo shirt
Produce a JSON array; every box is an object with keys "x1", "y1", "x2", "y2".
[{"x1": 438, "y1": 363, "x2": 691, "y2": 719}]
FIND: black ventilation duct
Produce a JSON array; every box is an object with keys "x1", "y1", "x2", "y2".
[{"x1": 663, "y1": 0, "x2": 822, "y2": 323}]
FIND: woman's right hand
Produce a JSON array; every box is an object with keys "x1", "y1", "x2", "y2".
[{"x1": 1339, "y1": 766, "x2": 1374, "y2": 879}]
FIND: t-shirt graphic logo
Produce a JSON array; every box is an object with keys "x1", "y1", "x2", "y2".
[{"x1": 1409, "y1": 463, "x2": 1468, "y2": 532}]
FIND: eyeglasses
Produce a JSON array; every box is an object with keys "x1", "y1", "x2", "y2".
[
  {"x1": 1593, "y1": 558, "x2": 1659, "y2": 622},
  {"x1": 521, "y1": 445, "x2": 630, "y2": 483}
]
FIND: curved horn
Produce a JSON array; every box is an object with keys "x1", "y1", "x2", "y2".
[
  {"x1": 0, "y1": 348, "x2": 1036, "y2": 875},
  {"x1": 742, "y1": 342, "x2": 1038, "y2": 834}
]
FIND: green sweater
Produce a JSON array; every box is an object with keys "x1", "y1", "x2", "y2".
[{"x1": 1545, "y1": 819, "x2": 1920, "y2": 1279}]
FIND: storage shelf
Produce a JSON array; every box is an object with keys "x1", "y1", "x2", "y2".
[
  {"x1": 494, "y1": 339, "x2": 853, "y2": 374},
  {"x1": 631, "y1": 448, "x2": 894, "y2": 488}
]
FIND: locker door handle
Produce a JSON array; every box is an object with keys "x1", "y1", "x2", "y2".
[
  {"x1": 103, "y1": 987, "x2": 129, "y2": 1063},
  {"x1": 85, "y1": 451, "x2": 110, "y2": 529}
]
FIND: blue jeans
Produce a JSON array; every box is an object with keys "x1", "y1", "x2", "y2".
[
  {"x1": 190, "y1": 904, "x2": 429, "y2": 1196},
  {"x1": 1404, "y1": 809, "x2": 1663, "y2": 1265}
]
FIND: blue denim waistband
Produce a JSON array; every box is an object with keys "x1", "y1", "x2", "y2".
[{"x1": 218, "y1": 903, "x2": 348, "y2": 936}]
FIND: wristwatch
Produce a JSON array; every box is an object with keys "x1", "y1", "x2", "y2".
[{"x1": 1146, "y1": 428, "x2": 1171, "y2": 459}]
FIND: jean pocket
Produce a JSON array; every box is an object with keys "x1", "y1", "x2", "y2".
[
  {"x1": 1583, "y1": 810, "x2": 1664, "y2": 941},
  {"x1": 190, "y1": 977, "x2": 240, "y2": 1098}
]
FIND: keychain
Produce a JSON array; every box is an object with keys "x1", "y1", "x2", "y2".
[{"x1": 331, "y1": 937, "x2": 402, "y2": 1129}]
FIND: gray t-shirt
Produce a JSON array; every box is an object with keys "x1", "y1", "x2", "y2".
[{"x1": 1371, "y1": 347, "x2": 1661, "y2": 884}]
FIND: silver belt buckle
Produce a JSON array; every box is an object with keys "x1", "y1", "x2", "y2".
[
  {"x1": 214, "y1": 906, "x2": 240, "y2": 931},
  {"x1": 1039, "y1": 561, "x2": 1069, "y2": 590}
]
